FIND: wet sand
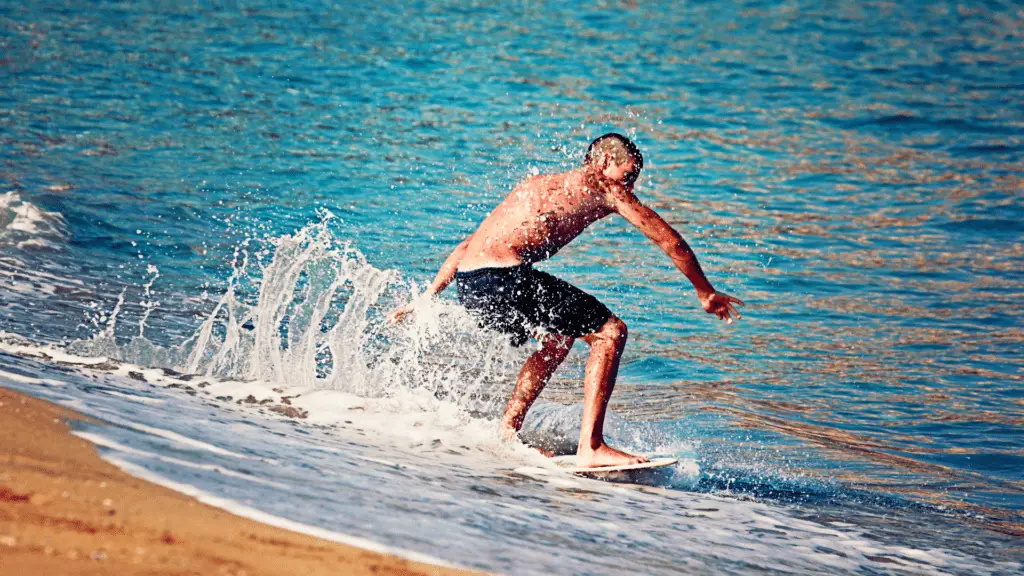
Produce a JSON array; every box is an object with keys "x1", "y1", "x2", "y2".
[{"x1": 0, "y1": 387, "x2": 480, "y2": 576}]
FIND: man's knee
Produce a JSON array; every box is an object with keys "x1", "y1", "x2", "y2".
[{"x1": 594, "y1": 315, "x2": 627, "y2": 346}]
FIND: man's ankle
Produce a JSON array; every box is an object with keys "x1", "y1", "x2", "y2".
[{"x1": 499, "y1": 423, "x2": 518, "y2": 441}]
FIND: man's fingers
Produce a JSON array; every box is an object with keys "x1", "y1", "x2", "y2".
[
  {"x1": 387, "y1": 307, "x2": 410, "y2": 324},
  {"x1": 710, "y1": 294, "x2": 743, "y2": 324}
]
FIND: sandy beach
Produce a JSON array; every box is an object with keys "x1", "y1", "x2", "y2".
[{"x1": 0, "y1": 387, "x2": 480, "y2": 576}]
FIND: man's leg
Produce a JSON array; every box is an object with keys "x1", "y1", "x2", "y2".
[
  {"x1": 500, "y1": 334, "x2": 574, "y2": 440},
  {"x1": 577, "y1": 314, "x2": 647, "y2": 467}
]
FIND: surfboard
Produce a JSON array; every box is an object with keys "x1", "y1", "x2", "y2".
[{"x1": 551, "y1": 456, "x2": 678, "y2": 475}]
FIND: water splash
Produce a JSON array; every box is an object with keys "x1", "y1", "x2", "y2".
[
  {"x1": 73, "y1": 220, "x2": 530, "y2": 419},
  {"x1": 138, "y1": 265, "x2": 160, "y2": 338}
]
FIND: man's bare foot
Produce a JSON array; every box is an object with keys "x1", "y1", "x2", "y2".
[{"x1": 576, "y1": 443, "x2": 648, "y2": 468}]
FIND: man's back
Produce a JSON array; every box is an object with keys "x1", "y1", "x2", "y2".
[{"x1": 457, "y1": 170, "x2": 612, "y2": 271}]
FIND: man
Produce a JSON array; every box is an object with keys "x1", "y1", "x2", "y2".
[{"x1": 389, "y1": 133, "x2": 743, "y2": 467}]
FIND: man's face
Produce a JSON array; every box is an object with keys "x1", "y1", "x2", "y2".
[{"x1": 601, "y1": 157, "x2": 637, "y2": 188}]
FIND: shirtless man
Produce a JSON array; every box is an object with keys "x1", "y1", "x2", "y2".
[{"x1": 389, "y1": 133, "x2": 744, "y2": 467}]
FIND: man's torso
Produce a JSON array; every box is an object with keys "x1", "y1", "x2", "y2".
[{"x1": 457, "y1": 170, "x2": 612, "y2": 271}]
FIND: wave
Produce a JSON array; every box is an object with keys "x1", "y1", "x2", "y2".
[
  {"x1": 0, "y1": 192, "x2": 84, "y2": 326},
  {"x1": 0, "y1": 191, "x2": 68, "y2": 250}
]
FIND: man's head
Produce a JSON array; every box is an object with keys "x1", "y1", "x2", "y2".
[{"x1": 584, "y1": 133, "x2": 643, "y2": 187}]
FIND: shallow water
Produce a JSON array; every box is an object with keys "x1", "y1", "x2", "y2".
[{"x1": 1, "y1": 0, "x2": 1022, "y2": 574}]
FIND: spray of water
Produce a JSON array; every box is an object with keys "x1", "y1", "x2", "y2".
[{"x1": 72, "y1": 220, "x2": 530, "y2": 419}]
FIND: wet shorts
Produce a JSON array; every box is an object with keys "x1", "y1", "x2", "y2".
[{"x1": 454, "y1": 264, "x2": 612, "y2": 347}]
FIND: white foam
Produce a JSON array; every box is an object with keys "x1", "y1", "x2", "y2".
[
  {"x1": 0, "y1": 256, "x2": 83, "y2": 285},
  {"x1": 119, "y1": 421, "x2": 252, "y2": 459},
  {"x1": 0, "y1": 369, "x2": 66, "y2": 386},
  {"x1": 0, "y1": 337, "x2": 108, "y2": 365},
  {"x1": 75, "y1": 430, "x2": 166, "y2": 458},
  {"x1": 74, "y1": 431, "x2": 287, "y2": 489},
  {"x1": 351, "y1": 454, "x2": 406, "y2": 469},
  {"x1": 101, "y1": 389, "x2": 165, "y2": 405}
]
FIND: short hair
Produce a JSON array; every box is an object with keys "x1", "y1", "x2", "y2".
[{"x1": 584, "y1": 133, "x2": 643, "y2": 185}]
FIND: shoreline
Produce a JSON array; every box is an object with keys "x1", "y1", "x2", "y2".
[{"x1": 0, "y1": 386, "x2": 482, "y2": 576}]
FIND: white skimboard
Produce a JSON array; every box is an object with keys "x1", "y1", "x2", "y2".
[{"x1": 552, "y1": 456, "x2": 678, "y2": 475}]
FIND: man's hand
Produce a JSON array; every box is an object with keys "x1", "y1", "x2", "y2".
[
  {"x1": 387, "y1": 303, "x2": 415, "y2": 324},
  {"x1": 700, "y1": 291, "x2": 745, "y2": 324}
]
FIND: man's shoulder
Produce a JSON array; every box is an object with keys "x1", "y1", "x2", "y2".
[
  {"x1": 512, "y1": 171, "x2": 564, "y2": 194},
  {"x1": 526, "y1": 170, "x2": 570, "y2": 183}
]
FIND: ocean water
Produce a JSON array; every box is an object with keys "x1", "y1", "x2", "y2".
[{"x1": 1, "y1": 0, "x2": 1022, "y2": 574}]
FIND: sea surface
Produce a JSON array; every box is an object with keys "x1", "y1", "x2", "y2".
[{"x1": 1, "y1": 1, "x2": 1022, "y2": 574}]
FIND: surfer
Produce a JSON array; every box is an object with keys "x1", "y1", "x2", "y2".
[{"x1": 389, "y1": 133, "x2": 743, "y2": 467}]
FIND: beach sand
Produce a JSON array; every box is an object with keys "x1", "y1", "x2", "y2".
[{"x1": 0, "y1": 387, "x2": 481, "y2": 576}]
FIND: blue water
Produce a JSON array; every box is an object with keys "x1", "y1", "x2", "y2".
[{"x1": 2, "y1": 1, "x2": 1022, "y2": 574}]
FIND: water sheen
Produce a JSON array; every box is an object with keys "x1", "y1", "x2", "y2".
[{"x1": 1, "y1": 1, "x2": 1022, "y2": 574}]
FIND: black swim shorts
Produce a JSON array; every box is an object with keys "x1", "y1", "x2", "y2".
[{"x1": 454, "y1": 264, "x2": 612, "y2": 347}]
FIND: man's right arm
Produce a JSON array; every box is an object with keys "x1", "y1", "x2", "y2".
[{"x1": 609, "y1": 187, "x2": 743, "y2": 323}]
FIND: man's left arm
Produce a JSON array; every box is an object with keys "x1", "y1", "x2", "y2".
[{"x1": 609, "y1": 187, "x2": 744, "y2": 323}]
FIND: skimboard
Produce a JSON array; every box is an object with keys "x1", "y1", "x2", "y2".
[{"x1": 552, "y1": 455, "x2": 678, "y2": 475}]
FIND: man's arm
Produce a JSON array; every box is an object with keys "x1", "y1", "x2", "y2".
[
  {"x1": 387, "y1": 235, "x2": 471, "y2": 323},
  {"x1": 609, "y1": 188, "x2": 744, "y2": 322},
  {"x1": 426, "y1": 236, "x2": 472, "y2": 296}
]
